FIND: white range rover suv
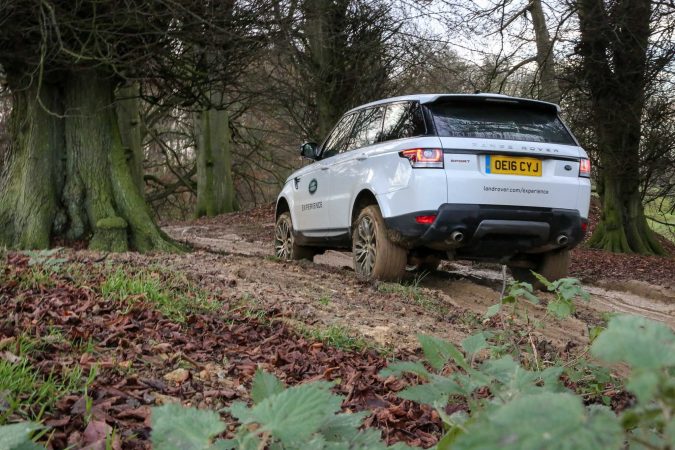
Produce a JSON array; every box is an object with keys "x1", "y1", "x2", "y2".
[{"x1": 274, "y1": 93, "x2": 591, "y2": 283}]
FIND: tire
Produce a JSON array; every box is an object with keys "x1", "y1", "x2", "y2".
[
  {"x1": 352, "y1": 205, "x2": 407, "y2": 281},
  {"x1": 274, "y1": 212, "x2": 316, "y2": 261},
  {"x1": 407, "y1": 255, "x2": 442, "y2": 273},
  {"x1": 510, "y1": 249, "x2": 570, "y2": 289}
]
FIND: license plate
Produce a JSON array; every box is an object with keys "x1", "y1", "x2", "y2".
[{"x1": 486, "y1": 155, "x2": 542, "y2": 177}]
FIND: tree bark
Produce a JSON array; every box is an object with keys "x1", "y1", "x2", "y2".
[
  {"x1": 577, "y1": 0, "x2": 663, "y2": 255},
  {"x1": 115, "y1": 83, "x2": 144, "y2": 194},
  {"x1": 0, "y1": 69, "x2": 180, "y2": 252},
  {"x1": 528, "y1": 0, "x2": 561, "y2": 104},
  {"x1": 194, "y1": 105, "x2": 235, "y2": 217},
  {"x1": 304, "y1": 0, "x2": 343, "y2": 138},
  {"x1": 0, "y1": 81, "x2": 64, "y2": 249}
]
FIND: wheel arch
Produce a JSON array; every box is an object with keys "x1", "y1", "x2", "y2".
[
  {"x1": 275, "y1": 197, "x2": 290, "y2": 220},
  {"x1": 350, "y1": 189, "x2": 380, "y2": 229}
]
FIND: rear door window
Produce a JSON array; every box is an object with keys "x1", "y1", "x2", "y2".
[
  {"x1": 346, "y1": 106, "x2": 385, "y2": 152},
  {"x1": 381, "y1": 102, "x2": 426, "y2": 141},
  {"x1": 428, "y1": 101, "x2": 575, "y2": 145},
  {"x1": 321, "y1": 113, "x2": 357, "y2": 158}
]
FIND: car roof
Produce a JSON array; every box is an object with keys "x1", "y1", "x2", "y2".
[{"x1": 344, "y1": 93, "x2": 561, "y2": 114}]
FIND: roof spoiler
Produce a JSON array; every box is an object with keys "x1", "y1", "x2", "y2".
[{"x1": 421, "y1": 94, "x2": 561, "y2": 113}]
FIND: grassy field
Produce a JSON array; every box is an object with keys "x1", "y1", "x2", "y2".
[{"x1": 645, "y1": 196, "x2": 675, "y2": 243}]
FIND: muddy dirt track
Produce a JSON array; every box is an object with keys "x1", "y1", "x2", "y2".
[{"x1": 161, "y1": 218, "x2": 675, "y2": 353}]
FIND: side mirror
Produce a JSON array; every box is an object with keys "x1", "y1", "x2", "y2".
[{"x1": 300, "y1": 142, "x2": 319, "y2": 160}]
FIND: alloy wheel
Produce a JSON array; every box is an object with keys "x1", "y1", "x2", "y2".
[
  {"x1": 354, "y1": 216, "x2": 377, "y2": 275},
  {"x1": 274, "y1": 217, "x2": 293, "y2": 260}
]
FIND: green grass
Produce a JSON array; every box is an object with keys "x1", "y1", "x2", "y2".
[
  {"x1": 0, "y1": 358, "x2": 90, "y2": 425},
  {"x1": 377, "y1": 274, "x2": 448, "y2": 316},
  {"x1": 645, "y1": 196, "x2": 675, "y2": 244},
  {"x1": 100, "y1": 268, "x2": 219, "y2": 323},
  {"x1": 317, "y1": 294, "x2": 332, "y2": 306},
  {"x1": 297, "y1": 324, "x2": 370, "y2": 352}
]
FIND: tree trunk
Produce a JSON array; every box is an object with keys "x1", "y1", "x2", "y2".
[
  {"x1": 0, "y1": 69, "x2": 180, "y2": 252},
  {"x1": 115, "y1": 83, "x2": 144, "y2": 194},
  {"x1": 194, "y1": 106, "x2": 235, "y2": 217},
  {"x1": 528, "y1": 0, "x2": 561, "y2": 104},
  {"x1": 304, "y1": 0, "x2": 342, "y2": 138},
  {"x1": 0, "y1": 81, "x2": 64, "y2": 249},
  {"x1": 577, "y1": 0, "x2": 663, "y2": 255}
]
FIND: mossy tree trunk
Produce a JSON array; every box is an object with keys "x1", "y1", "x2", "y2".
[
  {"x1": 115, "y1": 83, "x2": 144, "y2": 194},
  {"x1": 0, "y1": 80, "x2": 64, "y2": 249},
  {"x1": 194, "y1": 104, "x2": 235, "y2": 218},
  {"x1": 0, "y1": 69, "x2": 181, "y2": 252},
  {"x1": 577, "y1": 0, "x2": 663, "y2": 255}
]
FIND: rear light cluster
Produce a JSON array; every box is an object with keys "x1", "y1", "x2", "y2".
[
  {"x1": 415, "y1": 215, "x2": 437, "y2": 224},
  {"x1": 579, "y1": 158, "x2": 591, "y2": 177},
  {"x1": 399, "y1": 148, "x2": 443, "y2": 168}
]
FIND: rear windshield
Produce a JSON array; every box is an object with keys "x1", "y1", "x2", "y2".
[{"x1": 428, "y1": 101, "x2": 575, "y2": 145}]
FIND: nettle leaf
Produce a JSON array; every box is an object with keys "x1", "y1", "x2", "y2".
[
  {"x1": 452, "y1": 393, "x2": 623, "y2": 450},
  {"x1": 532, "y1": 272, "x2": 552, "y2": 289},
  {"x1": 540, "y1": 366, "x2": 565, "y2": 392},
  {"x1": 246, "y1": 381, "x2": 342, "y2": 445},
  {"x1": 485, "y1": 303, "x2": 501, "y2": 318},
  {"x1": 152, "y1": 404, "x2": 226, "y2": 450},
  {"x1": 480, "y1": 357, "x2": 545, "y2": 399},
  {"x1": 508, "y1": 283, "x2": 540, "y2": 305},
  {"x1": 550, "y1": 278, "x2": 590, "y2": 302},
  {"x1": 462, "y1": 332, "x2": 491, "y2": 357},
  {"x1": 379, "y1": 361, "x2": 430, "y2": 379},
  {"x1": 626, "y1": 427, "x2": 665, "y2": 450},
  {"x1": 251, "y1": 369, "x2": 285, "y2": 404},
  {"x1": 226, "y1": 401, "x2": 254, "y2": 423},
  {"x1": 591, "y1": 315, "x2": 675, "y2": 370},
  {"x1": 547, "y1": 299, "x2": 574, "y2": 319},
  {"x1": 398, "y1": 376, "x2": 464, "y2": 404},
  {"x1": 318, "y1": 411, "x2": 369, "y2": 442},
  {"x1": 417, "y1": 334, "x2": 467, "y2": 371},
  {"x1": 626, "y1": 370, "x2": 660, "y2": 403},
  {"x1": 666, "y1": 418, "x2": 675, "y2": 448},
  {"x1": 0, "y1": 423, "x2": 44, "y2": 450}
]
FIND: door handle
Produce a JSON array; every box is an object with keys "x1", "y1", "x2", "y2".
[
  {"x1": 356, "y1": 153, "x2": 368, "y2": 161},
  {"x1": 320, "y1": 166, "x2": 330, "y2": 171}
]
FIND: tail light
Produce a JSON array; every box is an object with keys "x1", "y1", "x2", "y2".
[
  {"x1": 579, "y1": 158, "x2": 591, "y2": 177},
  {"x1": 415, "y1": 215, "x2": 437, "y2": 224},
  {"x1": 399, "y1": 149, "x2": 444, "y2": 168}
]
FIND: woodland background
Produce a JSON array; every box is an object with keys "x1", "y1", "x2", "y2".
[{"x1": 0, "y1": 0, "x2": 673, "y2": 254}]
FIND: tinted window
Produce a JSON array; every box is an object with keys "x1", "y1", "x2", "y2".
[
  {"x1": 346, "y1": 106, "x2": 385, "y2": 151},
  {"x1": 321, "y1": 113, "x2": 357, "y2": 158},
  {"x1": 381, "y1": 102, "x2": 426, "y2": 141},
  {"x1": 428, "y1": 102, "x2": 575, "y2": 145}
]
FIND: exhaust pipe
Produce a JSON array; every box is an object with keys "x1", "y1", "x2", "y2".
[
  {"x1": 451, "y1": 231, "x2": 464, "y2": 243},
  {"x1": 556, "y1": 234, "x2": 569, "y2": 246}
]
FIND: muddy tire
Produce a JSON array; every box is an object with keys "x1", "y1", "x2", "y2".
[
  {"x1": 407, "y1": 255, "x2": 442, "y2": 273},
  {"x1": 274, "y1": 212, "x2": 316, "y2": 261},
  {"x1": 510, "y1": 249, "x2": 570, "y2": 289},
  {"x1": 352, "y1": 205, "x2": 407, "y2": 281}
]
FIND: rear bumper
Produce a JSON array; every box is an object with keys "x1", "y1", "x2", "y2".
[{"x1": 384, "y1": 204, "x2": 586, "y2": 258}]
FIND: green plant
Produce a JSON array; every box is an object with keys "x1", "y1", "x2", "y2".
[
  {"x1": 380, "y1": 278, "x2": 675, "y2": 449},
  {"x1": 151, "y1": 369, "x2": 415, "y2": 449},
  {"x1": 0, "y1": 422, "x2": 46, "y2": 450},
  {"x1": 22, "y1": 248, "x2": 67, "y2": 272}
]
